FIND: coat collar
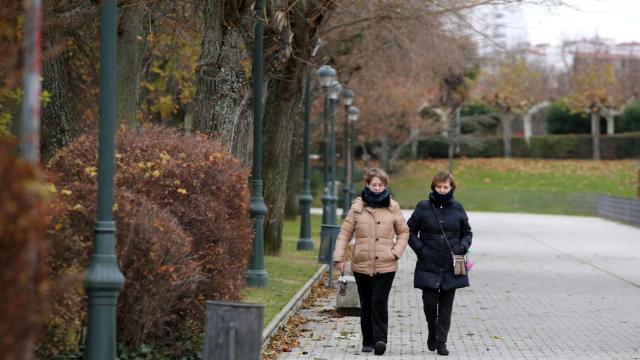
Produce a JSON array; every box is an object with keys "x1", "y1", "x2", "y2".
[{"x1": 352, "y1": 197, "x2": 400, "y2": 214}]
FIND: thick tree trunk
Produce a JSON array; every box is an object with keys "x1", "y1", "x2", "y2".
[
  {"x1": 284, "y1": 108, "x2": 304, "y2": 220},
  {"x1": 591, "y1": 111, "x2": 601, "y2": 160},
  {"x1": 193, "y1": 0, "x2": 253, "y2": 162},
  {"x1": 501, "y1": 112, "x2": 513, "y2": 158},
  {"x1": 262, "y1": 71, "x2": 304, "y2": 255},
  {"x1": 116, "y1": 3, "x2": 147, "y2": 126},
  {"x1": 41, "y1": 33, "x2": 77, "y2": 162}
]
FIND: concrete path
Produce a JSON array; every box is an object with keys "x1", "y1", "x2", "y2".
[{"x1": 278, "y1": 212, "x2": 640, "y2": 359}]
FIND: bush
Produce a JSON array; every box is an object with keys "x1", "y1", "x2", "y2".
[
  {"x1": 42, "y1": 125, "x2": 252, "y2": 356},
  {"x1": 546, "y1": 99, "x2": 591, "y2": 135},
  {"x1": 0, "y1": 137, "x2": 48, "y2": 360},
  {"x1": 413, "y1": 134, "x2": 640, "y2": 159},
  {"x1": 617, "y1": 101, "x2": 640, "y2": 133},
  {"x1": 42, "y1": 188, "x2": 202, "y2": 357}
]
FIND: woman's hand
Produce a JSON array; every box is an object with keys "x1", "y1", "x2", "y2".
[{"x1": 334, "y1": 261, "x2": 346, "y2": 272}]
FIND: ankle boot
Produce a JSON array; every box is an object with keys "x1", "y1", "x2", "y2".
[
  {"x1": 427, "y1": 333, "x2": 436, "y2": 351},
  {"x1": 436, "y1": 342, "x2": 449, "y2": 356}
]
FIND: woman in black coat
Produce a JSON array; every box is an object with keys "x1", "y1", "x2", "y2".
[{"x1": 407, "y1": 171, "x2": 472, "y2": 356}]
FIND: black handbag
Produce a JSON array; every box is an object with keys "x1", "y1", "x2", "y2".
[{"x1": 430, "y1": 202, "x2": 467, "y2": 276}]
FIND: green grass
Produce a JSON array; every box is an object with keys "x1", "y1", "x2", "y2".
[
  {"x1": 242, "y1": 214, "x2": 323, "y2": 327},
  {"x1": 390, "y1": 158, "x2": 637, "y2": 214}
]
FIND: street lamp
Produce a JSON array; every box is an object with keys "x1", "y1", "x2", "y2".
[
  {"x1": 296, "y1": 40, "x2": 322, "y2": 251},
  {"x1": 84, "y1": 1, "x2": 125, "y2": 358},
  {"x1": 340, "y1": 89, "x2": 355, "y2": 219},
  {"x1": 327, "y1": 80, "x2": 342, "y2": 225},
  {"x1": 246, "y1": 0, "x2": 268, "y2": 288},
  {"x1": 316, "y1": 66, "x2": 336, "y2": 226},
  {"x1": 348, "y1": 106, "x2": 360, "y2": 202},
  {"x1": 296, "y1": 64, "x2": 315, "y2": 251}
]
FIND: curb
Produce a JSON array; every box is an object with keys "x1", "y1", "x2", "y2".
[{"x1": 261, "y1": 264, "x2": 328, "y2": 350}]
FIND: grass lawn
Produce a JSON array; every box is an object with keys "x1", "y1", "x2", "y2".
[
  {"x1": 391, "y1": 158, "x2": 637, "y2": 214},
  {"x1": 242, "y1": 214, "x2": 324, "y2": 327}
]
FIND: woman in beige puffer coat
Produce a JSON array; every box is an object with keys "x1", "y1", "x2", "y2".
[{"x1": 333, "y1": 168, "x2": 409, "y2": 356}]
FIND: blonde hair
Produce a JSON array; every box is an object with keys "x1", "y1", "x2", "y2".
[{"x1": 364, "y1": 168, "x2": 389, "y2": 186}]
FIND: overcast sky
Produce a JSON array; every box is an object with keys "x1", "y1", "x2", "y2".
[{"x1": 519, "y1": 0, "x2": 640, "y2": 45}]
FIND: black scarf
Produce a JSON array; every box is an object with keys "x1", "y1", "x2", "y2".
[
  {"x1": 429, "y1": 187, "x2": 454, "y2": 206},
  {"x1": 362, "y1": 187, "x2": 391, "y2": 208}
]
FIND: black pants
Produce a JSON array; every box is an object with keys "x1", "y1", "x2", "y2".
[
  {"x1": 353, "y1": 271, "x2": 396, "y2": 347},
  {"x1": 421, "y1": 288, "x2": 456, "y2": 344}
]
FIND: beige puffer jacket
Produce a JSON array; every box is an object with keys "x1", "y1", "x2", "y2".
[{"x1": 333, "y1": 197, "x2": 409, "y2": 276}]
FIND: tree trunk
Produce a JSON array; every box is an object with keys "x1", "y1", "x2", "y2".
[
  {"x1": 116, "y1": 3, "x2": 147, "y2": 127},
  {"x1": 41, "y1": 32, "x2": 77, "y2": 162},
  {"x1": 410, "y1": 126, "x2": 419, "y2": 159},
  {"x1": 193, "y1": 0, "x2": 253, "y2": 163},
  {"x1": 605, "y1": 113, "x2": 615, "y2": 135},
  {"x1": 284, "y1": 108, "x2": 304, "y2": 220},
  {"x1": 591, "y1": 111, "x2": 601, "y2": 160},
  {"x1": 262, "y1": 69, "x2": 304, "y2": 255},
  {"x1": 381, "y1": 131, "x2": 390, "y2": 171},
  {"x1": 501, "y1": 112, "x2": 513, "y2": 158}
]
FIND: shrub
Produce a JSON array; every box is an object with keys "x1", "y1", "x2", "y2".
[
  {"x1": 413, "y1": 134, "x2": 640, "y2": 159},
  {"x1": 42, "y1": 189, "x2": 202, "y2": 357},
  {"x1": 546, "y1": 99, "x2": 591, "y2": 135},
  {"x1": 42, "y1": 125, "x2": 252, "y2": 356},
  {"x1": 0, "y1": 137, "x2": 48, "y2": 360},
  {"x1": 617, "y1": 101, "x2": 640, "y2": 133}
]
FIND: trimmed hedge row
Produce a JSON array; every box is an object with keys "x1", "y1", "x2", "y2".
[{"x1": 416, "y1": 134, "x2": 640, "y2": 159}]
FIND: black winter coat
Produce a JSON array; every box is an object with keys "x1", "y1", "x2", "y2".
[{"x1": 407, "y1": 195, "x2": 472, "y2": 290}]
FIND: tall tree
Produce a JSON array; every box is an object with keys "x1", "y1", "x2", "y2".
[
  {"x1": 192, "y1": 0, "x2": 254, "y2": 163},
  {"x1": 117, "y1": 1, "x2": 149, "y2": 127},
  {"x1": 41, "y1": 31, "x2": 78, "y2": 162},
  {"x1": 262, "y1": 0, "x2": 332, "y2": 254}
]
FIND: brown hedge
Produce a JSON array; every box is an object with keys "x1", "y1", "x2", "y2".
[{"x1": 42, "y1": 125, "x2": 252, "y2": 355}]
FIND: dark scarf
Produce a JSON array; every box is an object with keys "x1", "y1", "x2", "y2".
[
  {"x1": 429, "y1": 187, "x2": 454, "y2": 206},
  {"x1": 362, "y1": 187, "x2": 391, "y2": 208}
]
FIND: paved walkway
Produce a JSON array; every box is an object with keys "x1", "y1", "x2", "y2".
[{"x1": 278, "y1": 212, "x2": 640, "y2": 359}]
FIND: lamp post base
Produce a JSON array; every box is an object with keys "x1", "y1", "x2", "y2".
[
  {"x1": 245, "y1": 270, "x2": 269, "y2": 288},
  {"x1": 296, "y1": 238, "x2": 314, "y2": 251}
]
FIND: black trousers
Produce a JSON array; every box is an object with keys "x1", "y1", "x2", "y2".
[
  {"x1": 421, "y1": 288, "x2": 456, "y2": 344},
  {"x1": 353, "y1": 271, "x2": 396, "y2": 346}
]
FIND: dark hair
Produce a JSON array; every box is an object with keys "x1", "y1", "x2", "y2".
[
  {"x1": 364, "y1": 167, "x2": 389, "y2": 186},
  {"x1": 431, "y1": 171, "x2": 456, "y2": 190}
]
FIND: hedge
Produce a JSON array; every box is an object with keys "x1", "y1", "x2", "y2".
[{"x1": 415, "y1": 134, "x2": 640, "y2": 159}]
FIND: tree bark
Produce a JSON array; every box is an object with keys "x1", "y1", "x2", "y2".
[
  {"x1": 261, "y1": 0, "x2": 331, "y2": 254},
  {"x1": 116, "y1": 2, "x2": 147, "y2": 127},
  {"x1": 591, "y1": 111, "x2": 601, "y2": 160},
  {"x1": 262, "y1": 68, "x2": 304, "y2": 255},
  {"x1": 41, "y1": 32, "x2": 77, "y2": 162},
  {"x1": 284, "y1": 108, "x2": 304, "y2": 220},
  {"x1": 193, "y1": 0, "x2": 253, "y2": 163}
]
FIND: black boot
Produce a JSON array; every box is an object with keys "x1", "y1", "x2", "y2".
[
  {"x1": 374, "y1": 341, "x2": 386, "y2": 355},
  {"x1": 427, "y1": 332, "x2": 436, "y2": 351},
  {"x1": 436, "y1": 342, "x2": 449, "y2": 356}
]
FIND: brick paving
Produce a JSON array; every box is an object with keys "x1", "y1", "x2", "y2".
[{"x1": 277, "y1": 212, "x2": 640, "y2": 359}]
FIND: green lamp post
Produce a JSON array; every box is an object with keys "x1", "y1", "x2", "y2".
[
  {"x1": 327, "y1": 80, "x2": 341, "y2": 225},
  {"x1": 340, "y1": 89, "x2": 355, "y2": 219},
  {"x1": 316, "y1": 65, "x2": 336, "y2": 226},
  {"x1": 347, "y1": 106, "x2": 360, "y2": 204},
  {"x1": 246, "y1": 0, "x2": 268, "y2": 288},
  {"x1": 296, "y1": 65, "x2": 314, "y2": 251},
  {"x1": 84, "y1": 1, "x2": 125, "y2": 358}
]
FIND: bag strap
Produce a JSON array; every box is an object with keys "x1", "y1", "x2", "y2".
[{"x1": 430, "y1": 201, "x2": 455, "y2": 257}]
